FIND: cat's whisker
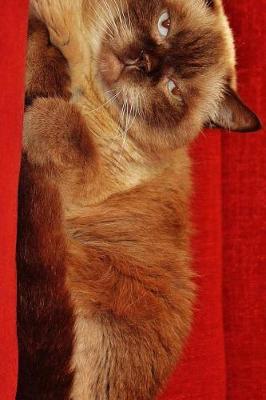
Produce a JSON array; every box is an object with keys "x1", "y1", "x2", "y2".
[
  {"x1": 127, "y1": 109, "x2": 136, "y2": 133},
  {"x1": 86, "y1": 18, "x2": 115, "y2": 44},
  {"x1": 125, "y1": 1, "x2": 134, "y2": 34},
  {"x1": 104, "y1": 88, "x2": 118, "y2": 96},
  {"x1": 103, "y1": 30, "x2": 115, "y2": 40},
  {"x1": 124, "y1": 99, "x2": 129, "y2": 130},
  {"x1": 117, "y1": 0, "x2": 130, "y2": 35},
  {"x1": 110, "y1": 0, "x2": 123, "y2": 27},
  {"x1": 118, "y1": 0, "x2": 127, "y2": 26},
  {"x1": 91, "y1": 0, "x2": 132, "y2": 51},
  {"x1": 125, "y1": 99, "x2": 133, "y2": 132},
  {"x1": 112, "y1": 0, "x2": 130, "y2": 35},
  {"x1": 117, "y1": 97, "x2": 137, "y2": 161},
  {"x1": 136, "y1": 98, "x2": 142, "y2": 120},
  {"x1": 134, "y1": 93, "x2": 141, "y2": 119},
  {"x1": 111, "y1": 0, "x2": 131, "y2": 40},
  {"x1": 98, "y1": 13, "x2": 115, "y2": 38},
  {"x1": 118, "y1": 110, "x2": 137, "y2": 164},
  {"x1": 119, "y1": 99, "x2": 128, "y2": 133},
  {"x1": 101, "y1": 0, "x2": 120, "y2": 36},
  {"x1": 87, "y1": 90, "x2": 121, "y2": 114},
  {"x1": 93, "y1": 3, "x2": 114, "y2": 37},
  {"x1": 98, "y1": 0, "x2": 114, "y2": 24},
  {"x1": 138, "y1": 92, "x2": 146, "y2": 119},
  {"x1": 120, "y1": 101, "x2": 127, "y2": 131},
  {"x1": 86, "y1": 10, "x2": 111, "y2": 36}
]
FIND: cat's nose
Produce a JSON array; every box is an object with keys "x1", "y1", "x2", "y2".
[{"x1": 124, "y1": 51, "x2": 156, "y2": 74}]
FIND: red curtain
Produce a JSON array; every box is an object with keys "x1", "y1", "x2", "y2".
[
  {"x1": 0, "y1": 1, "x2": 265, "y2": 399},
  {"x1": 221, "y1": 1, "x2": 266, "y2": 397},
  {"x1": 0, "y1": 2, "x2": 28, "y2": 399},
  {"x1": 160, "y1": 1, "x2": 266, "y2": 399}
]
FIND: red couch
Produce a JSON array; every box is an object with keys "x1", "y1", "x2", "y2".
[{"x1": 0, "y1": 1, "x2": 265, "y2": 399}]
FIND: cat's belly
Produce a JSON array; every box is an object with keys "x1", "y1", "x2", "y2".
[{"x1": 65, "y1": 173, "x2": 194, "y2": 400}]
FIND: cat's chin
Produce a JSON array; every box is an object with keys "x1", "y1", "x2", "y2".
[{"x1": 126, "y1": 119, "x2": 199, "y2": 154}]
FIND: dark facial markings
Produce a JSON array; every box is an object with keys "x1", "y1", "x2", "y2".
[
  {"x1": 114, "y1": 26, "x2": 222, "y2": 84},
  {"x1": 167, "y1": 29, "x2": 222, "y2": 79},
  {"x1": 110, "y1": 0, "x2": 222, "y2": 83},
  {"x1": 99, "y1": 0, "x2": 224, "y2": 132}
]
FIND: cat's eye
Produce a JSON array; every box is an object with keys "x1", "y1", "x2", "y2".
[
  {"x1": 167, "y1": 80, "x2": 180, "y2": 97},
  {"x1": 158, "y1": 11, "x2": 171, "y2": 38}
]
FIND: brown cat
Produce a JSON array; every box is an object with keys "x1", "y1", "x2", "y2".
[{"x1": 17, "y1": 1, "x2": 261, "y2": 399}]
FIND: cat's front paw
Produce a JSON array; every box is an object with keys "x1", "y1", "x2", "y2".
[
  {"x1": 31, "y1": 0, "x2": 70, "y2": 47},
  {"x1": 31, "y1": 0, "x2": 85, "y2": 66},
  {"x1": 26, "y1": 17, "x2": 71, "y2": 103},
  {"x1": 23, "y1": 97, "x2": 94, "y2": 169},
  {"x1": 23, "y1": 98, "x2": 68, "y2": 170}
]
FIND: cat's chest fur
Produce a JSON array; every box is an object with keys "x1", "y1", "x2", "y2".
[
  {"x1": 61, "y1": 131, "x2": 192, "y2": 254},
  {"x1": 59, "y1": 125, "x2": 192, "y2": 293}
]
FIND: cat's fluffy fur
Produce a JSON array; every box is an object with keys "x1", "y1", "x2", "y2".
[{"x1": 17, "y1": 1, "x2": 261, "y2": 399}]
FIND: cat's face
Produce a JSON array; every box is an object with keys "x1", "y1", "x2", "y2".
[{"x1": 84, "y1": 0, "x2": 260, "y2": 150}]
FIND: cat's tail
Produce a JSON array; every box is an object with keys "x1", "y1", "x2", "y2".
[{"x1": 16, "y1": 155, "x2": 75, "y2": 400}]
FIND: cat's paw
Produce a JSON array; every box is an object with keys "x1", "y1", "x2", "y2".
[
  {"x1": 23, "y1": 98, "x2": 94, "y2": 168},
  {"x1": 31, "y1": 0, "x2": 84, "y2": 62},
  {"x1": 31, "y1": 0, "x2": 70, "y2": 47},
  {"x1": 26, "y1": 17, "x2": 71, "y2": 102},
  {"x1": 28, "y1": 17, "x2": 50, "y2": 50},
  {"x1": 23, "y1": 97, "x2": 69, "y2": 167}
]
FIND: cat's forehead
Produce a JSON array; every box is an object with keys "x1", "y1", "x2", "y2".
[
  {"x1": 122, "y1": 0, "x2": 215, "y2": 19},
  {"x1": 116, "y1": 0, "x2": 228, "y2": 45}
]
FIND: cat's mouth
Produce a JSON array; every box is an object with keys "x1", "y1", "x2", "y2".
[
  {"x1": 99, "y1": 49, "x2": 125, "y2": 87},
  {"x1": 99, "y1": 46, "x2": 145, "y2": 121}
]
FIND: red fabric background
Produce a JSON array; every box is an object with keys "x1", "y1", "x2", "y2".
[
  {"x1": 0, "y1": 1, "x2": 265, "y2": 399},
  {"x1": 0, "y1": 2, "x2": 29, "y2": 399},
  {"x1": 160, "y1": 2, "x2": 266, "y2": 399},
  {"x1": 222, "y1": 1, "x2": 266, "y2": 398}
]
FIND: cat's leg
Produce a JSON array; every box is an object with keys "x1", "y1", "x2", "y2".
[
  {"x1": 30, "y1": 0, "x2": 88, "y2": 93},
  {"x1": 26, "y1": 17, "x2": 70, "y2": 106},
  {"x1": 23, "y1": 97, "x2": 96, "y2": 172}
]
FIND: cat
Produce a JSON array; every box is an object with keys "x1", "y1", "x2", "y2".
[{"x1": 17, "y1": 0, "x2": 261, "y2": 399}]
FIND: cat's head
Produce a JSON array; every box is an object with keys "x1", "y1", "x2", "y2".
[{"x1": 83, "y1": 0, "x2": 261, "y2": 150}]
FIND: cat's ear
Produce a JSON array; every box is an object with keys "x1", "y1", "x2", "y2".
[{"x1": 209, "y1": 87, "x2": 262, "y2": 132}]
